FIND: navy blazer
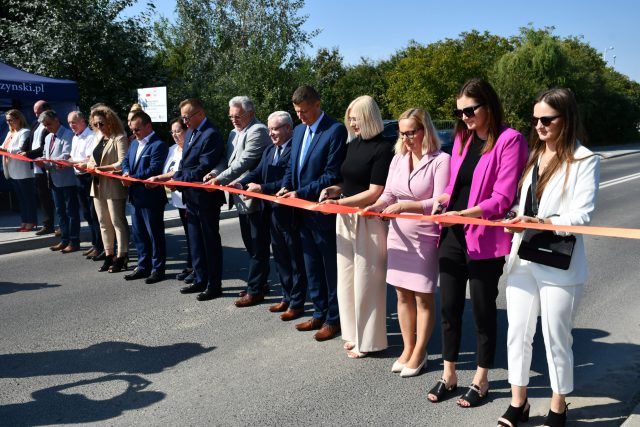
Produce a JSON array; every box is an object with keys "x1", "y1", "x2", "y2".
[
  {"x1": 173, "y1": 119, "x2": 226, "y2": 207},
  {"x1": 121, "y1": 133, "x2": 169, "y2": 208},
  {"x1": 240, "y1": 142, "x2": 291, "y2": 195},
  {"x1": 281, "y1": 114, "x2": 347, "y2": 202}
]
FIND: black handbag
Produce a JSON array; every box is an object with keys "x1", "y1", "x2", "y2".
[{"x1": 517, "y1": 164, "x2": 576, "y2": 270}]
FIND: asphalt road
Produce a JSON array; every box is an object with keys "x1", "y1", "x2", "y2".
[{"x1": 0, "y1": 154, "x2": 639, "y2": 426}]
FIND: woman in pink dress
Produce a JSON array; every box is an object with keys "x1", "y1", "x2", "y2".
[{"x1": 364, "y1": 108, "x2": 450, "y2": 377}]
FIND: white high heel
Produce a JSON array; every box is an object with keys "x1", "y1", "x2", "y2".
[
  {"x1": 391, "y1": 360, "x2": 405, "y2": 373},
  {"x1": 399, "y1": 354, "x2": 428, "y2": 378}
]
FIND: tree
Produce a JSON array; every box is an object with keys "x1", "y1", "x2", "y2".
[
  {"x1": 153, "y1": 0, "x2": 318, "y2": 132},
  {"x1": 0, "y1": 0, "x2": 159, "y2": 115}
]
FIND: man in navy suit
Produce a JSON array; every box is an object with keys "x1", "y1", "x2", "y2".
[
  {"x1": 278, "y1": 86, "x2": 347, "y2": 341},
  {"x1": 173, "y1": 99, "x2": 226, "y2": 301},
  {"x1": 240, "y1": 111, "x2": 308, "y2": 321},
  {"x1": 121, "y1": 111, "x2": 169, "y2": 284}
]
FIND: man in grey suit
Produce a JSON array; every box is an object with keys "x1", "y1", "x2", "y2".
[
  {"x1": 204, "y1": 96, "x2": 270, "y2": 307},
  {"x1": 38, "y1": 110, "x2": 80, "y2": 253}
]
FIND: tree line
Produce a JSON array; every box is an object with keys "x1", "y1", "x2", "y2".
[{"x1": 1, "y1": 0, "x2": 639, "y2": 144}]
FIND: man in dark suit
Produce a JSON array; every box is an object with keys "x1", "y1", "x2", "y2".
[
  {"x1": 20, "y1": 100, "x2": 56, "y2": 235},
  {"x1": 240, "y1": 111, "x2": 307, "y2": 321},
  {"x1": 173, "y1": 99, "x2": 226, "y2": 301},
  {"x1": 278, "y1": 86, "x2": 347, "y2": 341},
  {"x1": 121, "y1": 111, "x2": 169, "y2": 284},
  {"x1": 204, "y1": 96, "x2": 270, "y2": 308}
]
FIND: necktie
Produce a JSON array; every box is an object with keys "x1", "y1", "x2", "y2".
[
  {"x1": 272, "y1": 146, "x2": 281, "y2": 165},
  {"x1": 188, "y1": 129, "x2": 197, "y2": 147},
  {"x1": 49, "y1": 134, "x2": 56, "y2": 157},
  {"x1": 299, "y1": 127, "x2": 312, "y2": 167}
]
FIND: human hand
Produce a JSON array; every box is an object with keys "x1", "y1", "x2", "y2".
[
  {"x1": 245, "y1": 183, "x2": 262, "y2": 194},
  {"x1": 276, "y1": 187, "x2": 289, "y2": 197},
  {"x1": 279, "y1": 190, "x2": 297, "y2": 199},
  {"x1": 318, "y1": 185, "x2": 341, "y2": 202}
]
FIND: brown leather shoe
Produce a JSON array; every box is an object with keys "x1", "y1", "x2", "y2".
[
  {"x1": 234, "y1": 293, "x2": 265, "y2": 308},
  {"x1": 295, "y1": 318, "x2": 324, "y2": 331},
  {"x1": 49, "y1": 242, "x2": 66, "y2": 251},
  {"x1": 61, "y1": 245, "x2": 80, "y2": 254},
  {"x1": 280, "y1": 308, "x2": 304, "y2": 321},
  {"x1": 314, "y1": 323, "x2": 341, "y2": 341},
  {"x1": 82, "y1": 248, "x2": 94, "y2": 256},
  {"x1": 269, "y1": 301, "x2": 289, "y2": 313},
  {"x1": 239, "y1": 284, "x2": 270, "y2": 298}
]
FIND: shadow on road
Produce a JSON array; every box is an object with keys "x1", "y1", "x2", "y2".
[
  {"x1": 0, "y1": 281, "x2": 61, "y2": 296},
  {"x1": 0, "y1": 341, "x2": 214, "y2": 424},
  {"x1": 0, "y1": 374, "x2": 165, "y2": 426}
]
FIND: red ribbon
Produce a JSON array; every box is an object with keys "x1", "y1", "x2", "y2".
[{"x1": 2, "y1": 150, "x2": 638, "y2": 240}]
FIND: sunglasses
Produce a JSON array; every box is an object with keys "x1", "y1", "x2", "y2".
[
  {"x1": 93, "y1": 122, "x2": 105, "y2": 128},
  {"x1": 453, "y1": 103, "x2": 485, "y2": 119},
  {"x1": 531, "y1": 115, "x2": 561, "y2": 126},
  {"x1": 399, "y1": 129, "x2": 422, "y2": 140}
]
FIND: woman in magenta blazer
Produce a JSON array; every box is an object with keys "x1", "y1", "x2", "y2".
[{"x1": 426, "y1": 78, "x2": 528, "y2": 407}]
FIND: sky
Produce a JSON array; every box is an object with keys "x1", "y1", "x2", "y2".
[{"x1": 125, "y1": 0, "x2": 639, "y2": 82}]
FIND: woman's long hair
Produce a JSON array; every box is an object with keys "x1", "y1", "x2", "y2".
[
  {"x1": 90, "y1": 106, "x2": 125, "y2": 138},
  {"x1": 453, "y1": 77, "x2": 504, "y2": 155},
  {"x1": 520, "y1": 88, "x2": 586, "y2": 200}
]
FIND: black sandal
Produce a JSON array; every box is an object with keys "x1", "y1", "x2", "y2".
[
  {"x1": 457, "y1": 383, "x2": 489, "y2": 407},
  {"x1": 543, "y1": 403, "x2": 569, "y2": 427},
  {"x1": 497, "y1": 399, "x2": 529, "y2": 426},
  {"x1": 427, "y1": 378, "x2": 458, "y2": 402}
]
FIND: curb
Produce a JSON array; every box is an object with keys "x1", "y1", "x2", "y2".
[{"x1": 0, "y1": 208, "x2": 238, "y2": 256}]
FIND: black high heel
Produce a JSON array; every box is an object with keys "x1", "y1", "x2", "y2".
[
  {"x1": 108, "y1": 254, "x2": 129, "y2": 273},
  {"x1": 497, "y1": 398, "x2": 529, "y2": 426},
  {"x1": 98, "y1": 255, "x2": 114, "y2": 272},
  {"x1": 543, "y1": 403, "x2": 569, "y2": 427}
]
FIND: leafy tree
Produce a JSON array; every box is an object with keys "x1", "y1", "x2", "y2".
[
  {"x1": 153, "y1": 0, "x2": 318, "y2": 132},
  {"x1": 0, "y1": 0, "x2": 159, "y2": 115}
]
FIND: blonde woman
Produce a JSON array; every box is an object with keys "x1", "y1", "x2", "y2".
[
  {"x1": 364, "y1": 108, "x2": 450, "y2": 376},
  {"x1": 1, "y1": 110, "x2": 36, "y2": 231},
  {"x1": 320, "y1": 95, "x2": 394, "y2": 358},
  {"x1": 87, "y1": 106, "x2": 130, "y2": 273}
]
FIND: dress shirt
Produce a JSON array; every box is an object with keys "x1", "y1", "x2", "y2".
[
  {"x1": 299, "y1": 112, "x2": 324, "y2": 167},
  {"x1": 70, "y1": 127, "x2": 95, "y2": 174},
  {"x1": 134, "y1": 131, "x2": 155, "y2": 165},
  {"x1": 273, "y1": 140, "x2": 289, "y2": 164}
]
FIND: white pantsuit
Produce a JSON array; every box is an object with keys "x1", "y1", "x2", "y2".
[
  {"x1": 337, "y1": 213, "x2": 388, "y2": 353},
  {"x1": 505, "y1": 144, "x2": 600, "y2": 395}
]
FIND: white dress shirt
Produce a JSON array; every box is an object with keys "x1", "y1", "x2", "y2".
[{"x1": 70, "y1": 126, "x2": 95, "y2": 174}]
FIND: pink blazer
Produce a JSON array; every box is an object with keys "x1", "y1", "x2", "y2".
[{"x1": 443, "y1": 126, "x2": 528, "y2": 259}]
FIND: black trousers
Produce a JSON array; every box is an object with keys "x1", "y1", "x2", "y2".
[
  {"x1": 238, "y1": 211, "x2": 271, "y2": 295},
  {"x1": 178, "y1": 207, "x2": 192, "y2": 268},
  {"x1": 35, "y1": 173, "x2": 55, "y2": 229},
  {"x1": 438, "y1": 226, "x2": 505, "y2": 368}
]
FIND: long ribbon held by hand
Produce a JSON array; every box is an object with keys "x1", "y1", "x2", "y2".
[{"x1": 2, "y1": 150, "x2": 640, "y2": 240}]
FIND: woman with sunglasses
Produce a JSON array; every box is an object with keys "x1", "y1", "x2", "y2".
[
  {"x1": 87, "y1": 106, "x2": 130, "y2": 273},
  {"x1": 364, "y1": 108, "x2": 450, "y2": 375},
  {"x1": 1, "y1": 109, "x2": 37, "y2": 231},
  {"x1": 427, "y1": 78, "x2": 528, "y2": 407},
  {"x1": 498, "y1": 88, "x2": 600, "y2": 427}
]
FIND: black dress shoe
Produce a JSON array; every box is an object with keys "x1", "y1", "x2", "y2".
[
  {"x1": 180, "y1": 283, "x2": 206, "y2": 294},
  {"x1": 176, "y1": 269, "x2": 192, "y2": 281},
  {"x1": 183, "y1": 272, "x2": 195, "y2": 284},
  {"x1": 145, "y1": 271, "x2": 165, "y2": 284},
  {"x1": 197, "y1": 289, "x2": 223, "y2": 301},
  {"x1": 92, "y1": 251, "x2": 106, "y2": 261},
  {"x1": 124, "y1": 268, "x2": 150, "y2": 281}
]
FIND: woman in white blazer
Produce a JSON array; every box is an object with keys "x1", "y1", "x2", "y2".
[
  {"x1": 498, "y1": 88, "x2": 600, "y2": 427},
  {"x1": 1, "y1": 109, "x2": 37, "y2": 231}
]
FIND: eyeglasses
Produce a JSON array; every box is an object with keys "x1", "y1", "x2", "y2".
[
  {"x1": 181, "y1": 110, "x2": 201, "y2": 123},
  {"x1": 228, "y1": 112, "x2": 248, "y2": 120},
  {"x1": 453, "y1": 103, "x2": 485, "y2": 119},
  {"x1": 93, "y1": 122, "x2": 105, "y2": 128},
  {"x1": 531, "y1": 115, "x2": 561, "y2": 126},
  {"x1": 170, "y1": 129, "x2": 184, "y2": 136},
  {"x1": 268, "y1": 124, "x2": 287, "y2": 132},
  {"x1": 399, "y1": 129, "x2": 423, "y2": 140}
]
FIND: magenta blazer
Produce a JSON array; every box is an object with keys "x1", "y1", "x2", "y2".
[{"x1": 442, "y1": 126, "x2": 528, "y2": 259}]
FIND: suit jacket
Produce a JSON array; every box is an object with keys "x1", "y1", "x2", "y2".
[
  {"x1": 173, "y1": 118, "x2": 225, "y2": 208},
  {"x1": 281, "y1": 114, "x2": 347, "y2": 227},
  {"x1": 42, "y1": 126, "x2": 78, "y2": 188},
  {"x1": 90, "y1": 134, "x2": 129, "y2": 200},
  {"x1": 4, "y1": 128, "x2": 34, "y2": 180},
  {"x1": 442, "y1": 126, "x2": 528, "y2": 259},
  {"x1": 121, "y1": 133, "x2": 169, "y2": 208},
  {"x1": 240, "y1": 142, "x2": 294, "y2": 221},
  {"x1": 212, "y1": 117, "x2": 270, "y2": 214},
  {"x1": 506, "y1": 144, "x2": 600, "y2": 285}
]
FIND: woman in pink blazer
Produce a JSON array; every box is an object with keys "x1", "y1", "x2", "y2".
[
  {"x1": 364, "y1": 108, "x2": 450, "y2": 377},
  {"x1": 427, "y1": 78, "x2": 528, "y2": 407}
]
